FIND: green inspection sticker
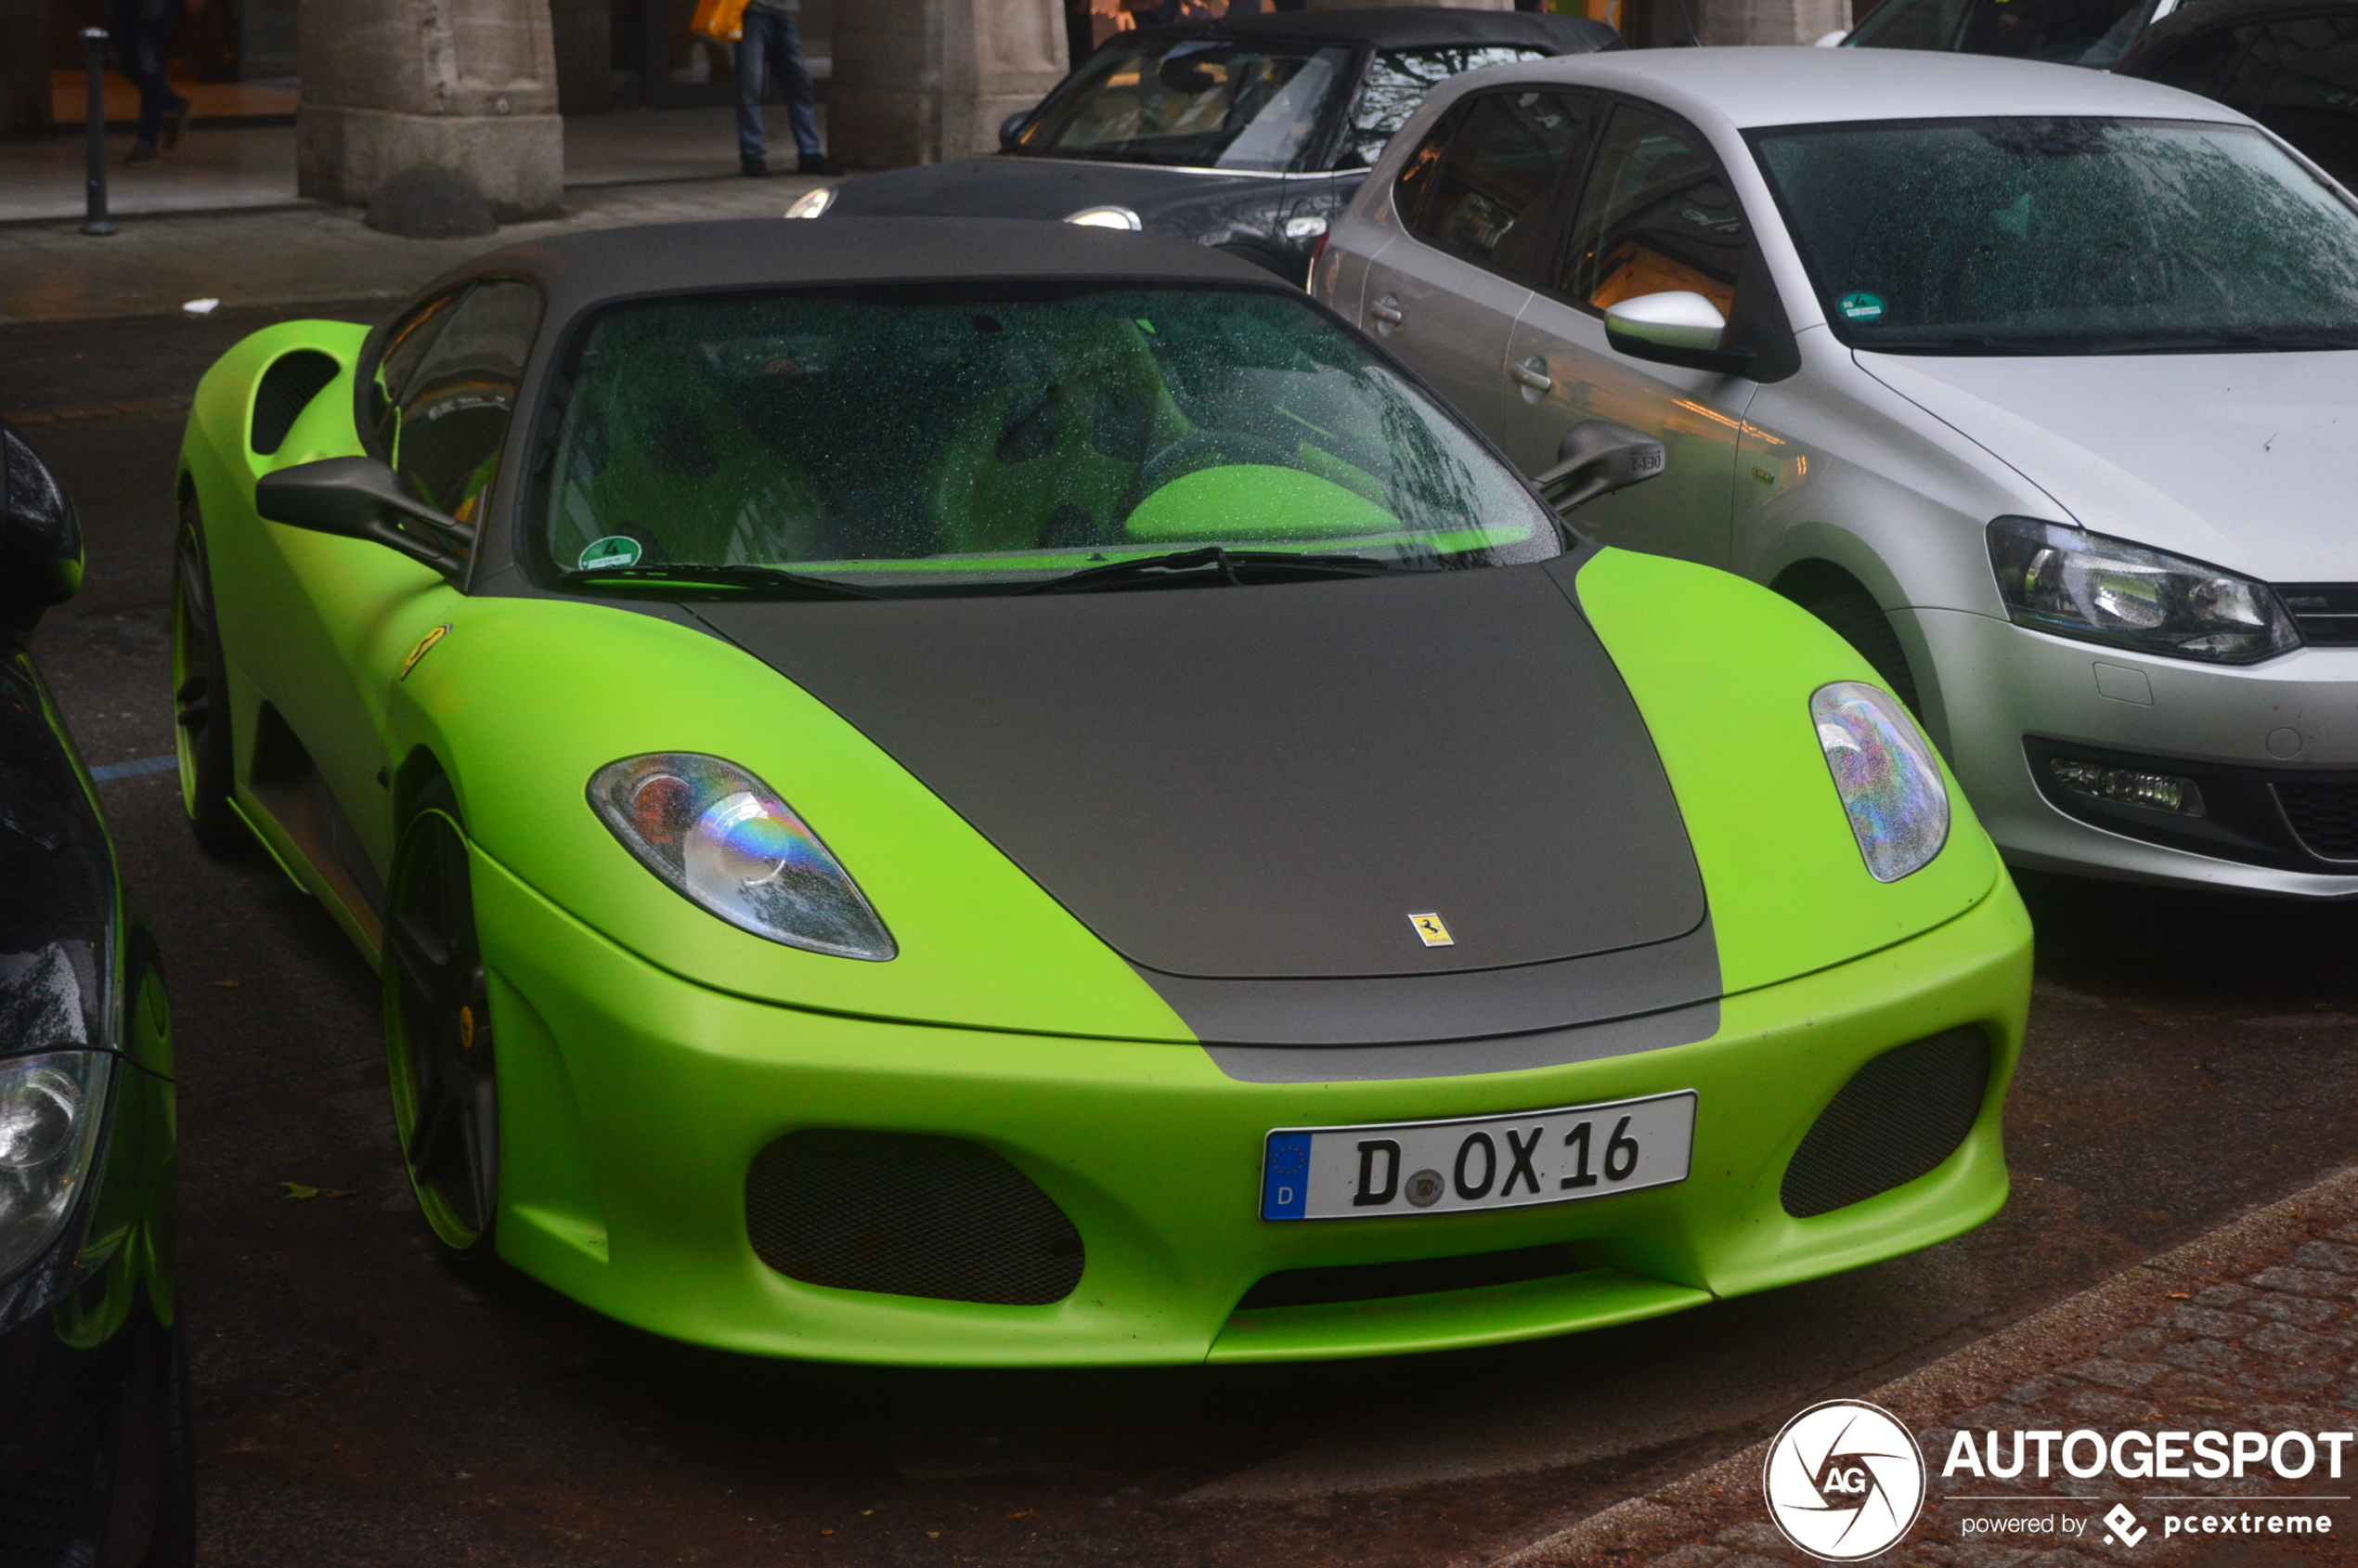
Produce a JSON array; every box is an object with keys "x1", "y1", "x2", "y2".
[
  {"x1": 1837, "y1": 292, "x2": 1886, "y2": 322},
  {"x1": 577, "y1": 536, "x2": 642, "y2": 571}
]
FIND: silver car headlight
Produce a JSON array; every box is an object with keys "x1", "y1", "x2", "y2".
[
  {"x1": 1812, "y1": 681, "x2": 1950, "y2": 882},
  {"x1": 1988, "y1": 517, "x2": 2299, "y2": 665},
  {"x1": 0, "y1": 1051, "x2": 113, "y2": 1282},
  {"x1": 589, "y1": 754, "x2": 896, "y2": 961},
  {"x1": 783, "y1": 187, "x2": 836, "y2": 219},
  {"x1": 1064, "y1": 205, "x2": 1142, "y2": 230}
]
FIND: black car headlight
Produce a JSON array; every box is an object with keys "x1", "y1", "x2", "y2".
[
  {"x1": 0, "y1": 1051, "x2": 113, "y2": 1282},
  {"x1": 1988, "y1": 517, "x2": 2300, "y2": 665}
]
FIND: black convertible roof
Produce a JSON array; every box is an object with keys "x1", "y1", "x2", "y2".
[
  {"x1": 428, "y1": 216, "x2": 1287, "y2": 326},
  {"x1": 2117, "y1": 0, "x2": 2355, "y2": 70},
  {"x1": 1133, "y1": 6, "x2": 1621, "y2": 53}
]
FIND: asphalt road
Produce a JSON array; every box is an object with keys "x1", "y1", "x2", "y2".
[{"x1": 10, "y1": 308, "x2": 2358, "y2": 1568}]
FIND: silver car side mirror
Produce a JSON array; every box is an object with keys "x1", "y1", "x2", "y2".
[
  {"x1": 1606, "y1": 291, "x2": 1727, "y2": 353},
  {"x1": 1604, "y1": 291, "x2": 1757, "y2": 374},
  {"x1": 1535, "y1": 420, "x2": 1666, "y2": 518}
]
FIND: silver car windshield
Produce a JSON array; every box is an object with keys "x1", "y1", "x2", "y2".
[
  {"x1": 1007, "y1": 38, "x2": 1351, "y2": 171},
  {"x1": 1752, "y1": 116, "x2": 2358, "y2": 354}
]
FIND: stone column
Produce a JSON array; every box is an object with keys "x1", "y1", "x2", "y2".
[
  {"x1": 298, "y1": 0, "x2": 564, "y2": 217},
  {"x1": 831, "y1": 0, "x2": 1068, "y2": 169},
  {"x1": 1696, "y1": 0, "x2": 1850, "y2": 43}
]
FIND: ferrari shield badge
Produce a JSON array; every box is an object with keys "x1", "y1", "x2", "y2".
[
  {"x1": 398, "y1": 623, "x2": 451, "y2": 682},
  {"x1": 1408, "y1": 913, "x2": 1454, "y2": 947}
]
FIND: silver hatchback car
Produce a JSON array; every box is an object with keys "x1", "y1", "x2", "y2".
[{"x1": 1315, "y1": 45, "x2": 2358, "y2": 896}]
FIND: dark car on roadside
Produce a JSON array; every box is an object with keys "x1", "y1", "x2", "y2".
[
  {"x1": 2114, "y1": 0, "x2": 2358, "y2": 185},
  {"x1": 0, "y1": 417, "x2": 188, "y2": 1567},
  {"x1": 791, "y1": 6, "x2": 1621, "y2": 284}
]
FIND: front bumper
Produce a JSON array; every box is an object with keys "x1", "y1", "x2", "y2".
[
  {"x1": 473, "y1": 849, "x2": 2031, "y2": 1367},
  {"x1": 1919, "y1": 607, "x2": 2358, "y2": 897}
]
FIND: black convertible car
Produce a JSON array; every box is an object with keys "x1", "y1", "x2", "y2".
[
  {"x1": 0, "y1": 419, "x2": 188, "y2": 1566},
  {"x1": 2115, "y1": 0, "x2": 2358, "y2": 187},
  {"x1": 794, "y1": 6, "x2": 1621, "y2": 284}
]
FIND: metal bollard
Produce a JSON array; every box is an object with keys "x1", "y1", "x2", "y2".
[{"x1": 82, "y1": 28, "x2": 114, "y2": 237}]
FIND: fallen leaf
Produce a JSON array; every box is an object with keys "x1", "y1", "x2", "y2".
[
  {"x1": 2168, "y1": 1291, "x2": 2192, "y2": 1299},
  {"x1": 1011, "y1": 1510, "x2": 1037, "y2": 1520},
  {"x1": 279, "y1": 1180, "x2": 354, "y2": 1199},
  {"x1": 927, "y1": 1532, "x2": 940, "y2": 1539},
  {"x1": 211, "y1": 978, "x2": 241, "y2": 989}
]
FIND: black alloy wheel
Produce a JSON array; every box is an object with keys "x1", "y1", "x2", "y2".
[
  {"x1": 170, "y1": 503, "x2": 246, "y2": 857},
  {"x1": 383, "y1": 782, "x2": 499, "y2": 1258}
]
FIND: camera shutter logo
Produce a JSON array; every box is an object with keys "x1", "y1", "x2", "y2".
[{"x1": 1761, "y1": 1399, "x2": 1926, "y2": 1561}]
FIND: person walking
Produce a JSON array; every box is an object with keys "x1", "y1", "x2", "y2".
[
  {"x1": 736, "y1": 0, "x2": 838, "y2": 177},
  {"x1": 110, "y1": 0, "x2": 198, "y2": 169}
]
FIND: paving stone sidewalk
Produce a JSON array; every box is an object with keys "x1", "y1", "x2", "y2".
[
  {"x1": 1496, "y1": 1167, "x2": 2358, "y2": 1567},
  {"x1": 0, "y1": 174, "x2": 826, "y2": 326}
]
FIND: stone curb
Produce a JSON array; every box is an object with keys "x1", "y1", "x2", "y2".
[{"x1": 1491, "y1": 1164, "x2": 2358, "y2": 1566}]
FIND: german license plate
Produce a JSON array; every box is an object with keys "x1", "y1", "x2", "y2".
[{"x1": 1259, "y1": 1091, "x2": 1695, "y2": 1221}]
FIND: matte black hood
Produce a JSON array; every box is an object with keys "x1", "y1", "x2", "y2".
[
  {"x1": 821, "y1": 157, "x2": 1288, "y2": 228},
  {"x1": 697, "y1": 560, "x2": 1704, "y2": 982}
]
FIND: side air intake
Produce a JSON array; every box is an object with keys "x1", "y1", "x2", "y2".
[{"x1": 250, "y1": 350, "x2": 341, "y2": 456}]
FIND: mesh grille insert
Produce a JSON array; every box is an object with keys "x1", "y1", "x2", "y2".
[
  {"x1": 249, "y1": 349, "x2": 341, "y2": 456},
  {"x1": 0, "y1": 1417, "x2": 100, "y2": 1568},
  {"x1": 746, "y1": 1129, "x2": 1083, "y2": 1305},
  {"x1": 1781, "y1": 1027, "x2": 1990, "y2": 1219},
  {"x1": 2275, "y1": 782, "x2": 2358, "y2": 862}
]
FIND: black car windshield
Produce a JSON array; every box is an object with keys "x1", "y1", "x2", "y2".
[
  {"x1": 1007, "y1": 36, "x2": 1352, "y2": 169},
  {"x1": 534, "y1": 284, "x2": 1557, "y2": 594},
  {"x1": 1751, "y1": 116, "x2": 2358, "y2": 354},
  {"x1": 1843, "y1": 0, "x2": 2160, "y2": 67}
]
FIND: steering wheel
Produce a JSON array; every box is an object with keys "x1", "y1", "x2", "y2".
[{"x1": 1114, "y1": 429, "x2": 1303, "y2": 529}]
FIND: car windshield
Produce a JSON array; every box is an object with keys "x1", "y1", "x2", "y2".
[
  {"x1": 1843, "y1": 0, "x2": 2161, "y2": 67},
  {"x1": 533, "y1": 284, "x2": 1557, "y2": 594},
  {"x1": 1006, "y1": 36, "x2": 1351, "y2": 170},
  {"x1": 1346, "y1": 45, "x2": 1557, "y2": 166},
  {"x1": 1751, "y1": 117, "x2": 2358, "y2": 354}
]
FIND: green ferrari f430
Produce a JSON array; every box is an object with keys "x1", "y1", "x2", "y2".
[{"x1": 172, "y1": 218, "x2": 2029, "y2": 1366}]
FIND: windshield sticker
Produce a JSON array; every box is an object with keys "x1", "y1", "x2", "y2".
[
  {"x1": 1838, "y1": 292, "x2": 1887, "y2": 322},
  {"x1": 578, "y1": 536, "x2": 643, "y2": 571}
]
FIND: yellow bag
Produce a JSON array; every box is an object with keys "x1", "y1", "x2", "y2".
[{"x1": 691, "y1": 0, "x2": 750, "y2": 45}]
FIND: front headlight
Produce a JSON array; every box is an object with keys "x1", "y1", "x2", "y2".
[
  {"x1": 1812, "y1": 681, "x2": 1950, "y2": 882},
  {"x1": 1063, "y1": 204, "x2": 1142, "y2": 231},
  {"x1": 783, "y1": 186, "x2": 836, "y2": 219},
  {"x1": 1988, "y1": 517, "x2": 2299, "y2": 665},
  {"x1": 588, "y1": 754, "x2": 896, "y2": 961},
  {"x1": 0, "y1": 1051, "x2": 113, "y2": 1282}
]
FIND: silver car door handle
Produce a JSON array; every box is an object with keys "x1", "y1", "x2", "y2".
[
  {"x1": 1511, "y1": 357, "x2": 1553, "y2": 393},
  {"x1": 1369, "y1": 295, "x2": 1405, "y2": 325}
]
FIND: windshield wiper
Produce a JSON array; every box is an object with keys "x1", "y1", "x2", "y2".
[
  {"x1": 1020, "y1": 546, "x2": 1399, "y2": 594},
  {"x1": 564, "y1": 563, "x2": 882, "y2": 600}
]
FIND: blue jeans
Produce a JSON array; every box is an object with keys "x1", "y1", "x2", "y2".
[
  {"x1": 107, "y1": 0, "x2": 188, "y2": 145},
  {"x1": 736, "y1": 9, "x2": 821, "y2": 164}
]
